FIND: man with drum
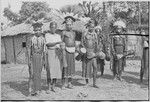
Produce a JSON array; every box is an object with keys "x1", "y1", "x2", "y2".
[
  {"x1": 110, "y1": 20, "x2": 127, "y2": 81},
  {"x1": 81, "y1": 19, "x2": 105, "y2": 88}
]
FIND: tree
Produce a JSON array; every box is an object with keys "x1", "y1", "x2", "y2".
[
  {"x1": 3, "y1": 2, "x2": 51, "y2": 25},
  {"x1": 3, "y1": 8, "x2": 20, "y2": 23},
  {"x1": 105, "y1": 1, "x2": 148, "y2": 25},
  {"x1": 60, "y1": 4, "x2": 83, "y2": 17},
  {"x1": 19, "y1": 2, "x2": 51, "y2": 21},
  {"x1": 78, "y1": 1, "x2": 103, "y2": 20}
]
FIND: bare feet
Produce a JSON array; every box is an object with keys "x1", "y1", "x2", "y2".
[
  {"x1": 67, "y1": 83, "x2": 74, "y2": 89},
  {"x1": 93, "y1": 84, "x2": 99, "y2": 88},
  {"x1": 46, "y1": 90, "x2": 51, "y2": 94}
]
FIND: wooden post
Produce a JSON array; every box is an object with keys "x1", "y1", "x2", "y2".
[
  {"x1": 3, "y1": 38, "x2": 7, "y2": 62},
  {"x1": 148, "y1": 1, "x2": 150, "y2": 85},
  {"x1": 12, "y1": 36, "x2": 16, "y2": 64},
  {"x1": 26, "y1": 35, "x2": 29, "y2": 64},
  {"x1": 139, "y1": 2, "x2": 141, "y2": 27}
]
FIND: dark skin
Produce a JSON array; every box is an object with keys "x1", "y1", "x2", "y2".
[
  {"x1": 66, "y1": 22, "x2": 73, "y2": 31},
  {"x1": 87, "y1": 20, "x2": 95, "y2": 33},
  {"x1": 29, "y1": 27, "x2": 44, "y2": 95},
  {"x1": 46, "y1": 23, "x2": 63, "y2": 92},
  {"x1": 34, "y1": 27, "x2": 42, "y2": 37},
  {"x1": 62, "y1": 22, "x2": 76, "y2": 47},
  {"x1": 46, "y1": 24, "x2": 62, "y2": 47}
]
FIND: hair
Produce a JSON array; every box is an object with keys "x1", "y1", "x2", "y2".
[{"x1": 49, "y1": 21, "x2": 57, "y2": 28}]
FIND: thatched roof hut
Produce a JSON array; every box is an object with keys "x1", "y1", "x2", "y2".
[{"x1": 1, "y1": 23, "x2": 34, "y2": 64}]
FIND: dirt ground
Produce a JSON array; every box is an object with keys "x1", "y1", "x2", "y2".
[{"x1": 1, "y1": 60, "x2": 149, "y2": 100}]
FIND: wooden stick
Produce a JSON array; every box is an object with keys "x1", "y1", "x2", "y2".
[
  {"x1": 13, "y1": 36, "x2": 16, "y2": 64},
  {"x1": 109, "y1": 34, "x2": 149, "y2": 36},
  {"x1": 3, "y1": 37, "x2": 7, "y2": 62}
]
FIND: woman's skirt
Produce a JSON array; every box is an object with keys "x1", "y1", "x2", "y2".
[{"x1": 47, "y1": 49, "x2": 62, "y2": 79}]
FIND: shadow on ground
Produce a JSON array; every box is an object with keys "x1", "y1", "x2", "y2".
[
  {"x1": 2, "y1": 79, "x2": 47, "y2": 96},
  {"x1": 122, "y1": 72, "x2": 148, "y2": 88},
  {"x1": 76, "y1": 70, "x2": 114, "y2": 80},
  {"x1": 72, "y1": 79, "x2": 85, "y2": 86},
  {"x1": 125, "y1": 71, "x2": 140, "y2": 77},
  {"x1": 97, "y1": 74, "x2": 114, "y2": 80}
]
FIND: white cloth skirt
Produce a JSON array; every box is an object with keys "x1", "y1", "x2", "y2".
[{"x1": 47, "y1": 49, "x2": 62, "y2": 79}]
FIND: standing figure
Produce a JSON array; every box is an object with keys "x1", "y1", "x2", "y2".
[
  {"x1": 82, "y1": 19, "x2": 99, "y2": 88},
  {"x1": 95, "y1": 26, "x2": 106, "y2": 76},
  {"x1": 140, "y1": 30, "x2": 149, "y2": 82},
  {"x1": 29, "y1": 22, "x2": 45, "y2": 96},
  {"x1": 111, "y1": 21, "x2": 126, "y2": 81},
  {"x1": 61, "y1": 16, "x2": 76, "y2": 89},
  {"x1": 45, "y1": 21, "x2": 63, "y2": 93}
]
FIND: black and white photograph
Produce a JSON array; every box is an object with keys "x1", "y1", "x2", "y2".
[{"x1": 1, "y1": 0, "x2": 149, "y2": 101}]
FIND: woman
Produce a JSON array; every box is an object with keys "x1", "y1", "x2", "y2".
[{"x1": 45, "y1": 21, "x2": 62, "y2": 93}]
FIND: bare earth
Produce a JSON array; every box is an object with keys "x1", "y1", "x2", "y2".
[{"x1": 1, "y1": 60, "x2": 149, "y2": 100}]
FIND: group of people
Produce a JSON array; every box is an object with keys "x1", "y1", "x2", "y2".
[{"x1": 28, "y1": 15, "x2": 128, "y2": 96}]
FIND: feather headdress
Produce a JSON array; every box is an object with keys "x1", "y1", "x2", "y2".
[
  {"x1": 61, "y1": 12, "x2": 80, "y2": 24},
  {"x1": 113, "y1": 20, "x2": 126, "y2": 28}
]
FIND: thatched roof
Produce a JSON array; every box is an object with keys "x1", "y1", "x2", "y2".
[
  {"x1": 43, "y1": 21, "x2": 86, "y2": 32},
  {"x1": 2, "y1": 8, "x2": 87, "y2": 37},
  {"x1": 1, "y1": 23, "x2": 33, "y2": 37},
  {"x1": 2, "y1": 20, "x2": 86, "y2": 37}
]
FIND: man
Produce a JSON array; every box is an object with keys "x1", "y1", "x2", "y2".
[
  {"x1": 110, "y1": 20, "x2": 126, "y2": 81},
  {"x1": 81, "y1": 19, "x2": 99, "y2": 88},
  {"x1": 61, "y1": 16, "x2": 76, "y2": 89},
  {"x1": 140, "y1": 30, "x2": 149, "y2": 82},
  {"x1": 28, "y1": 22, "x2": 45, "y2": 96},
  {"x1": 95, "y1": 26, "x2": 106, "y2": 76}
]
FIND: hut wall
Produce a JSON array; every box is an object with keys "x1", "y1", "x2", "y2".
[
  {"x1": 127, "y1": 30, "x2": 143, "y2": 59},
  {"x1": 14, "y1": 34, "x2": 33, "y2": 64},
  {"x1": 4, "y1": 36, "x2": 15, "y2": 63},
  {"x1": 14, "y1": 34, "x2": 27, "y2": 64},
  {"x1": 136, "y1": 36, "x2": 143, "y2": 58},
  {"x1": 1, "y1": 38, "x2": 6, "y2": 62},
  {"x1": 2, "y1": 34, "x2": 34, "y2": 64}
]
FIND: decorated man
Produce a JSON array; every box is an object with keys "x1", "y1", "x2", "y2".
[
  {"x1": 95, "y1": 26, "x2": 106, "y2": 76},
  {"x1": 81, "y1": 19, "x2": 101, "y2": 88},
  {"x1": 140, "y1": 29, "x2": 149, "y2": 82},
  {"x1": 28, "y1": 22, "x2": 46, "y2": 96},
  {"x1": 110, "y1": 20, "x2": 127, "y2": 81},
  {"x1": 61, "y1": 16, "x2": 77, "y2": 89}
]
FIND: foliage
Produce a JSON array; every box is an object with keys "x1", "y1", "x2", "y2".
[
  {"x1": 3, "y1": 1, "x2": 149, "y2": 30},
  {"x1": 78, "y1": 1, "x2": 103, "y2": 25},
  {"x1": 60, "y1": 4, "x2": 83, "y2": 16},
  {"x1": 3, "y1": 8, "x2": 21, "y2": 24},
  {"x1": 3, "y1": 2, "x2": 51, "y2": 25},
  {"x1": 19, "y1": 2, "x2": 50, "y2": 21},
  {"x1": 106, "y1": 1, "x2": 148, "y2": 24}
]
